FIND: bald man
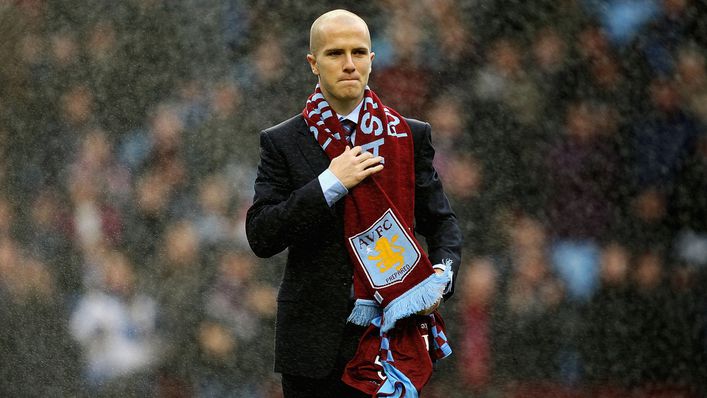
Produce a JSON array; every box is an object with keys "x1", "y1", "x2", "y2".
[{"x1": 247, "y1": 9, "x2": 462, "y2": 397}]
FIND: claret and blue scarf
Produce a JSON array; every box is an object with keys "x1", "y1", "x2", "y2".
[{"x1": 303, "y1": 85, "x2": 452, "y2": 397}]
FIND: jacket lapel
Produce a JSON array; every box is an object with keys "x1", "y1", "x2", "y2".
[{"x1": 294, "y1": 117, "x2": 330, "y2": 176}]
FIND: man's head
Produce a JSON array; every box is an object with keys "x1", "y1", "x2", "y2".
[{"x1": 307, "y1": 10, "x2": 374, "y2": 114}]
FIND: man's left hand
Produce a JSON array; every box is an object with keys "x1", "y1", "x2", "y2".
[{"x1": 417, "y1": 268, "x2": 445, "y2": 315}]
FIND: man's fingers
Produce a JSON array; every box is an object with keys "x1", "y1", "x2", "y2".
[
  {"x1": 361, "y1": 157, "x2": 383, "y2": 169},
  {"x1": 331, "y1": 149, "x2": 383, "y2": 188},
  {"x1": 362, "y1": 163, "x2": 384, "y2": 176},
  {"x1": 356, "y1": 150, "x2": 374, "y2": 162}
]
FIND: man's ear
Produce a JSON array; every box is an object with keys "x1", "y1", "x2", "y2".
[
  {"x1": 370, "y1": 51, "x2": 375, "y2": 70},
  {"x1": 307, "y1": 54, "x2": 319, "y2": 76}
]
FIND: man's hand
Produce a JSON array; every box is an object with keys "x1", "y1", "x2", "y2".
[
  {"x1": 417, "y1": 268, "x2": 446, "y2": 315},
  {"x1": 328, "y1": 146, "x2": 384, "y2": 189}
]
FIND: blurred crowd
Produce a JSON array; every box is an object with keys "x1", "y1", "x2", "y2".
[{"x1": 1, "y1": 0, "x2": 706, "y2": 397}]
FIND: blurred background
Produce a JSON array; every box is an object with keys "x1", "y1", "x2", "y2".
[{"x1": 1, "y1": 0, "x2": 706, "y2": 397}]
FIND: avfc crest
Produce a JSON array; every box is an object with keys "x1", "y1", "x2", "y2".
[{"x1": 349, "y1": 209, "x2": 420, "y2": 289}]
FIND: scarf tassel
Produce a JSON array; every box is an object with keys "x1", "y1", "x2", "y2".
[
  {"x1": 347, "y1": 299, "x2": 381, "y2": 326},
  {"x1": 348, "y1": 265, "x2": 451, "y2": 332},
  {"x1": 381, "y1": 265, "x2": 451, "y2": 333}
]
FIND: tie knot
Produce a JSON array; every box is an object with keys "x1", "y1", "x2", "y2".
[{"x1": 341, "y1": 119, "x2": 356, "y2": 135}]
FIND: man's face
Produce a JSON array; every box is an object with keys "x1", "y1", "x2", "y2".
[{"x1": 307, "y1": 21, "x2": 374, "y2": 110}]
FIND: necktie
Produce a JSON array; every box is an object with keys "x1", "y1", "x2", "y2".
[{"x1": 341, "y1": 119, "x2": 356, "y2": 145}]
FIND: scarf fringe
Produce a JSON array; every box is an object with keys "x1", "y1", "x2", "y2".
[
  {"x1": 380, "y1": 265, "x2": 451, "y2": 333},
  {"x1": 348, "y1": 261, "x2": 452, "y2": 330},
  {"x1": 348, "y1": 299, "x2": 382, "y2": 326}
]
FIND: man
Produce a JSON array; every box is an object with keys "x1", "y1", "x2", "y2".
[{"x1": 246, "y1": 9, "x2": 462, "y2": 397}]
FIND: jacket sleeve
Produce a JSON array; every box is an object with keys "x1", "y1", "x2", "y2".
[
  {"x1": 246, "y1": 130, "x2": 336, "y2": 258},
  {"x1": 412, "y1": 121, "x2": 463, "y2": 299}
]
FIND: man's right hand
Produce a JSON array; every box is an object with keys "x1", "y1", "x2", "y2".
[{"x1": 328, "y1": 146, "x2": 384, "y2": 189}]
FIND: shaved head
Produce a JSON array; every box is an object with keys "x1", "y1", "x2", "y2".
[
  {"x1": 309, "y1": 9, "x2": 371, "y2": 55},
  {"x1": 306, "y1": 9, "x2": 374, "y2": 114}
]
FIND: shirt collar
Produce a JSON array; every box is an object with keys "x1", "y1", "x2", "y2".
[{"x1": 338, "y1": 99, "x2": 364, "y2": 124}]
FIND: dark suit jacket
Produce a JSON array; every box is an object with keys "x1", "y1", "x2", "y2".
[{"x1": 246, "y1": 114, "x2": 462, "y2": 378}]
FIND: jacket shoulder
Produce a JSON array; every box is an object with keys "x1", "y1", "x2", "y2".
[
  {"x1": 402, "y1": 117, "x2": 431, "y2": 137},
  {"x1": 402, "y1": 117, "x2": 431, "y2": 147},
  {"x1": 263, "y1": 114, "x2": 306, "y2": 137},
  {"x1": 403, "y1": 117, "x2": 430, "y2": 131}
]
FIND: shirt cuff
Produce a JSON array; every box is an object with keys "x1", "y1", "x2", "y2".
[
  {"x1": 433, "y1": 263, "x2": 453, "y2": 295},
  {"x1": 318, "y1": 169, "x2": 348, "y2": 207}
]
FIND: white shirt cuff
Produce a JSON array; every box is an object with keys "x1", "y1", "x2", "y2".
[
  {"x1": 318, "y1": 169, "x2": 348, "y2": 207},
  {"x1": 433, "y1": 263, "x2": 453, "y2": 295}
]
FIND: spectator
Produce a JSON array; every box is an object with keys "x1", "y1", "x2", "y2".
[
  {"x1": 185, "y1": 81, "x2": 248, "y2": 179},
  {"x1": 0, "y1": 237, "x2": 81, "y2": 397},
  {"x1": 194, "y1": 319, "x2": 249, "y2": 397},
  {"x1": 196, "y1": 249, "x2": 277, "y2": 396},
  {"x1": 425, "y1": 0, "x2": 479, "y2": 84},
  {"x1": 472, "y1": 37, "x2": 543, "y2": 128},
  {"x1": 152, "y1": 220, "x2": 210, "y2": 397},
  {"x1": 67, "y1": 163, "x2": 124, "y2": 263},
  {"x1": 25, "y1": 188, "x2": 81, "y2": 300},
  {"x1": 193, "y1": 173, "x2": 237, "y2": 247},
  {"x1": 669, "y1": 133, "x2": 707, "y2": 268},
  {"x1": 370, "y1": 4, "x2": 432, "y2": 118},
  {"x1": 491, "y1": 213, "x2": 566, "y2": 387},
  {"x1": 626, "y1": 76, "x2": 702, "y2": 251},
  {"x1": 545, "y1": 100, "x2": 621, "y2": 302},
  {"x1": 457, "y1": 257, "x2": 498, "y2": 391},
  {"x1": 635, "y1": 0, "x2": 693, "y2": 76},
  {"x1": 675, "y1": 45, "x2": 707, "y2": 124},
  {"x1": 632, "y1": 76, "x2": 701, "y2": 188},
  {"x1": 528, "y1": 25, "x2": 571, "y2": 126},
  {"x1": 70, "y1": 250, "x2": 160, "y2": 397},
  {"x1": 582, "y1": 242, "x2": 634, "y2": 392}
]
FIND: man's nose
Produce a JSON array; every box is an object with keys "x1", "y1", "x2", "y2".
[{"x1": 343, "y1": 53, "x2": 356, "y2": 72}]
